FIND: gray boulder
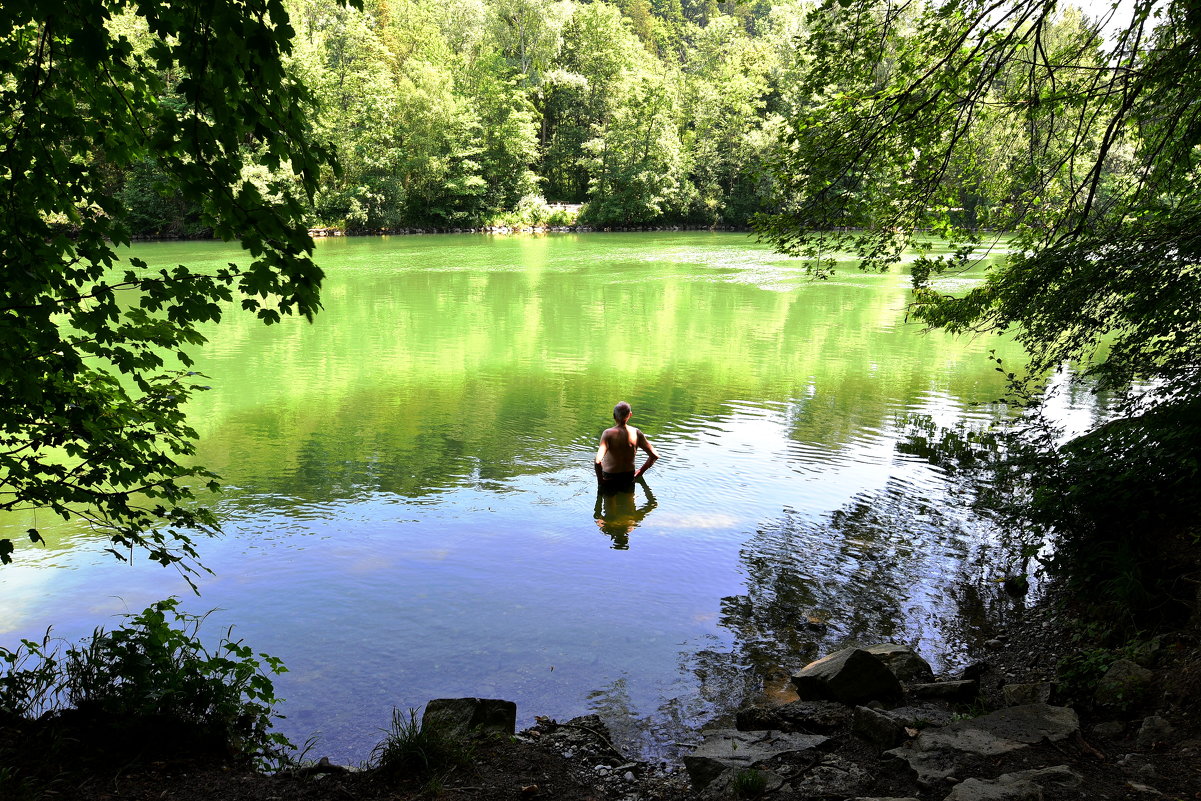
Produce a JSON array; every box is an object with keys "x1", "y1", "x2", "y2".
[
  {"x1": 683, "y1": 729, "x2": 829, "y2": 789},
  {"x1": 1118, "y1": 753, "x2": 1158, "y2": 780},
  {"x1": 792, "y1": 647, "x2": 903, "y2": 705},
  {"x1": 421, "y1": 697, "x2": 516, "y2": 738},
  {"x1": 865, "y1": 643, "x2": 936, "y2": 683},
  {"x1": 1091, "y1": 720, "x2": 1125, "y2": 739},
  {"x1": 1136, "y1": 716, "x2": 1175, "y2": 750},
  {"x1": 1132, "y1": 636, "x2": 1164, "y2": 668},
  {"x1": 1001, "y1": 682, "x2": 1053, "y2": 707},
  {"x1": 1094, "y1": 659, "x2": 1154, "y2": 708},
  {"x1": 884, "y1": 704, "x2": 1080, "y2": 785}
]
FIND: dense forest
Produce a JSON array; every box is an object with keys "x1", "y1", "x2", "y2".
[
  {"x1": 117, "y1": 0, "x2": 1103, "y2": 234},
  {"x1": 119, "y1": 0, "x2": 803, "y2": 233}
]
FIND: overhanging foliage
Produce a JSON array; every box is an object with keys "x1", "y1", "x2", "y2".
[{"x1": 0, "y1": 0, "x2": 353, "y2": 574}]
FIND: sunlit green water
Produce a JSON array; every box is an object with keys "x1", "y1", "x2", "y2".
[{"x1": 0, "y1": 232, "x2": 1104, "y2": 761}]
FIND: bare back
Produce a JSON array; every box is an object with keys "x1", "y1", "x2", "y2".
[{"x1": 599, "y1": 424, "x2": 640, "y2": 473}]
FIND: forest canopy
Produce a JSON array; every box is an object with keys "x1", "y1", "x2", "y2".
[{"x1": 120, "y1": 0, "x2": 811, "y2": 232}]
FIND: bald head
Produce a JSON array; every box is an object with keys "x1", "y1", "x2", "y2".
[{"x1": 613, "y1": 401, "x2": 632, "y2": 423}]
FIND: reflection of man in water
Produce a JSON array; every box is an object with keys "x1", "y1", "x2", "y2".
[
  {"x1": 594, "y1": 481, "x2": 657, "y2": 549},
  {"x1": 594, "y1": 401, "x2": 659, "y2": 492}
]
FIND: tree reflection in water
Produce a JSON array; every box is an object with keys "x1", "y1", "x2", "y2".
[
  {"x1": 719, "y1": 478, "x2": 991, "y2": 678},
  {"x1": 611, "y1": 477, "x2": 1029, "y2": 761}
]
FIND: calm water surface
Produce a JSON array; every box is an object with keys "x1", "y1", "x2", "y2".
[{"x1": 1, "y1": 233, "x2": 1098, "y2": 761}]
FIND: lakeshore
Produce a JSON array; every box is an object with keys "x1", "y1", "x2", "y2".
[{"x1": 7, "y1": 571, "x2": 1200, "y2": 800}]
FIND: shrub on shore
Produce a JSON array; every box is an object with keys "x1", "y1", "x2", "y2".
[{"x1": 0, "y1": 598, "x2": 291, "y2": 785}]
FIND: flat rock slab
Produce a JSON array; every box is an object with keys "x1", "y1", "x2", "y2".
[
  {"x1": 944, "y1": 765, "x2": 1082, "y2": 801},
  {"x1": 736, "y1": 699, "x2": 849, "y2": 734},
  {"x1": 792, "y1": 647, "x2": 903, "y2": 705},
  {"x1": 1003, "y1": 765, "x2": 1083, "y2": 789},
  {"x1": 789, "y1": 754, "x2": 873, "y2": 798},
  {"x1": 422, "y1": 697, "x2": 517, "y2": 738},
  {"x1": 911, "y1": 680, "x2": 979, "y2": 702},
  {"x1": 698, "y1": 768, "x2": 786, "y2": 800},
  {"x1": 684, "y1": 729, "x2": 829, "y2": 789},
  {"x1": 887, "y1": 704, "x2": 957, "y2": 729},
  {"x1": 944, "y1": 777, "x2": 1043, "y2": 801},
  {"x1": 1001, "y1": 682, "x2": 1054, "y2": 707},
  {"x1": 885, "y1": 704, "x2": 1079, "y2": 785}
]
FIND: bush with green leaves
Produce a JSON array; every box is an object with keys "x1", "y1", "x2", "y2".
[
  {"x1": 0, "y1": 599, "x2": 291, "y2": 768},
  {"x1": 513, "y1": 194, "x2": 554, "y2": 226}
]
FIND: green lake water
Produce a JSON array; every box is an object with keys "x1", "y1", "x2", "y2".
[{"x1": 0, "y1": 232, "x2": 1103, "y2": 761}]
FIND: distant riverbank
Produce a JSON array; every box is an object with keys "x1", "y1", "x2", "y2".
[{"x1": 308, "y1": 223, "x2": 753, "y2": 237}]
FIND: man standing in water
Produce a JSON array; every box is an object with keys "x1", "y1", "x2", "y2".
[{"x1": 595, "y1": 401, "x2": 659, "y2": 492}]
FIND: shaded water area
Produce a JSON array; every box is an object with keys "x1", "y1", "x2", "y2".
[{"x1": 1, "y1": 233, "x2": 1105, "y2": 762}]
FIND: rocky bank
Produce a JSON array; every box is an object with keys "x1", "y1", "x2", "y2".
[{"x1": 8, "y1": 595, "x2": 1200, "y2": 801}]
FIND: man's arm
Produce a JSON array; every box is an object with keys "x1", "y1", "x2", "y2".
[
  {"x1": 634, "y1": 429, "x2": 659, "y2": 479},
  {"x1": 594, "y1": 436, "x2": 608, "y2": 481}
]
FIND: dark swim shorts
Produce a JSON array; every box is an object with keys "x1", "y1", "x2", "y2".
[{"x1": 600, "y1": 470, "x2": 636, "y2": 492}]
